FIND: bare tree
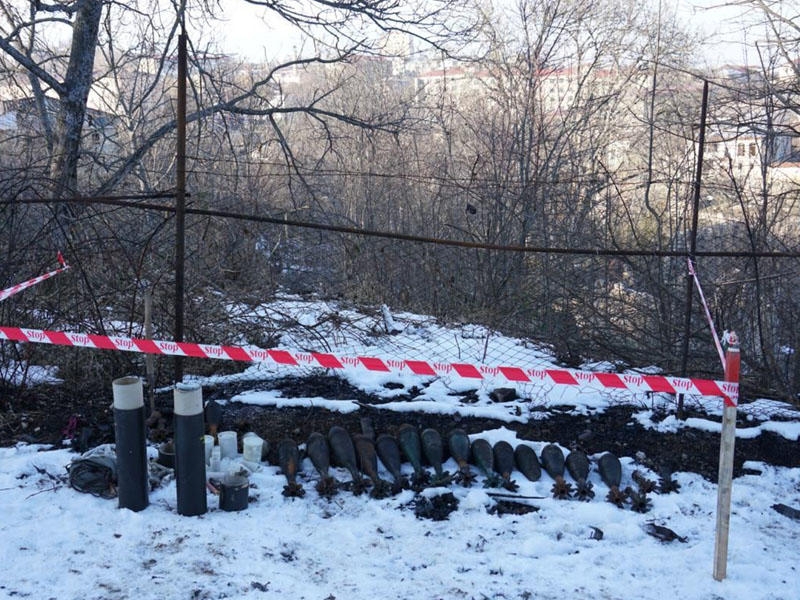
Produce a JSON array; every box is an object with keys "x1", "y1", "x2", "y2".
[
  {"x1": 0, "y1": 0, "x2": 479, "y2": 388},
  {"x1": 689, "y1": 1, "x2": 800, "y2": 397},
  {"x1": 0, "y1": 1, "x2": 104, "y2": 198},
  {"x1": 408, "y1": 0, "x2": 702, "y2": 364},
  {"x1": 0, "y1": 1, "x2": 477, "y2": 196}
]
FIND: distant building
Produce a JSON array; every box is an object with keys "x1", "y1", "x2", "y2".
[
  {"x1": 414, "y1": 64, "x2": 494, "y2": 100},
  {"x1": 702, "y1": 62, "x2": 800, "y2": 189},
  {"x1": 0, "y1": 95, "x2": 118, "y2": 154}
]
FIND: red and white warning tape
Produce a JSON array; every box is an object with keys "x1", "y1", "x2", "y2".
[
  {"x1": 0, "y1": 253, "x2": 70, "y2": 302},
  {"x1": 0, "y1": 325, "x2": 738, "y2": 404},
  {"x1": 688, "y1": 258, "x2": 726, "y2": 369}
]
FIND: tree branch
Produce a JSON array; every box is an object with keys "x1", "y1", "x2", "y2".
[{"x1": 0, "y1": 36, "x2": 65, "y2": 95}]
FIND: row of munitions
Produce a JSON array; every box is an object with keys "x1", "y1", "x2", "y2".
[{"x1": 267, "y1": 423, "x2": 679, "y2": 512}]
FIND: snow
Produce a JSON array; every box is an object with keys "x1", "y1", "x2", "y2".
[
  {"x1": 1, "y1": 441, "x2": 798, "y2": 600},
  {"x1": 0, "y1": 360, "x2": 62, "y2": 386},
  {"x1": 632, "y1": 409, "x2": 800, "y2": 441},
  {"x1": 2, "y1": 298, "x2": 799, "y2": 599},
  {"x1": 231, "y1": 389, "x2": 361, "y2": 414}
]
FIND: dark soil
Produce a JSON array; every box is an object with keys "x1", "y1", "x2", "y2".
[{"x1": 2, "y1": 375, "x2": 797, "y2": 482}]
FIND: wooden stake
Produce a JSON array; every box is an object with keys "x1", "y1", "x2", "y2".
[{"x1": 713, "y1": 331, "x2": 740, "y2": 581}]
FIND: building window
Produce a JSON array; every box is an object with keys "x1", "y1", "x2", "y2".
[
  {"x1": 737, "y1": 143, "x2": 745, "y2": 156},
  {"x1": 749, "y1": 143, "x2": 757, "y2": 156}
]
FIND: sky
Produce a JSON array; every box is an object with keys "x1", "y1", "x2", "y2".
[
  {"x1": 0, "y1": 0, "x2": 760, "y2": 67},
  {"x1": 215, "y1": 0, "x2": 759, "y2": 66},
  {"x1": 682, "y1": 0, "x2": 767, "y2": 66},
  {"x1": 1, "y1": 296, "x2": 799, "y2": 600},
  {"x1": 0, "y1": 0, "x2": 763, "y2": 67},
  {"x1": 214, "y1": 2, "x2": 303, "y2": 62}
]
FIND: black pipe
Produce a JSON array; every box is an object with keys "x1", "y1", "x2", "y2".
[
  {"x1": 112, "y1": 376, "x2": 149, "y2": 512},
  {"x1": 173, "y1": 382, "x2": 207, "y2": 516}
]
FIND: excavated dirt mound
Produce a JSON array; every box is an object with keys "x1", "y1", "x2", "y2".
[{"x1": 1, "y1": 375, "x2": 797, "y2": 482}]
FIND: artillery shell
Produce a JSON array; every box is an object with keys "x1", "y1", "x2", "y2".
[
  {"x1": 540, "y1": 443, "x2": 566, "y2": 480},
  {"x1": 398, "y1": 424, "x2": 424, "y2": 473},
  {"x1": 597, "y1": 452, "x2": 622, "y2": 489},
  {"x1": 277, "y1": 438, "x2": 300, "y2": 483},
  {"x1": 353, "y1": 434, "x2": 379, "y2": 481},
  {"x1": 565, "y1": 450, "x2": 591, "y2": 482},
  {"x1": 421, "y1": 428, "x2": 444, "y2": 471},
  {"x1": 513, "y1": 444, "x2": 542, "y2": 482},
  {"x1": 447, "y1": 428, "x2": 471, "y2": 466},
  {"x1": 328, "y1": 425, "x2": 360, "y2": 480},
  {"x1": 375, "y1": 434, "x2": 403, "y2": 481},
  {"x1": 493, "y1": 441, "x2": 515, "y2": 479},
  {"x1": 306, "y1": 432, "x2": 330, "y2": 477},
  {"x1": 470, "y1": 438, "x2": 494, "y2": 474}
]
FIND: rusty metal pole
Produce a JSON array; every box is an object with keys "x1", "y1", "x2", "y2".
[
  {"x1": 713, "y1": 331, "x2": 740, "y2": 581},
  {"x1": 679, "y1": 80, "x2": 709, "y2": 418},
  {"x1": 174, "y1": 31, "x2": 187, "y2": 383},
  {"x1": 144, "y1": 285, "x2": 155, "y2": 412}
]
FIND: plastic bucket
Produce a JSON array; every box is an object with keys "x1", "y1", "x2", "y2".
[{"x1": 157, "y1": 442, "x2": 175, "y2": 469}]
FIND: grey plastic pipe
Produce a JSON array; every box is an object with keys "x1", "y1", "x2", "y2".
[
  {"x1": 174, "y1": 383, "x2": 207, "y2": 516},
  {"x1": 112, "y1": 376, "x2": 149, "y2": 511}
]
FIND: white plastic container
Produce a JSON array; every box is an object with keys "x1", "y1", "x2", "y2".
[
  {"x1": 218, "y1": 430, "x2": 238, "y2": 459},
  {"x1": 242, "y1": 435, "x2": 263, "y2": 463},
  {"x1": 210, "y1": 446, "x2": 221, "y2": 471}
]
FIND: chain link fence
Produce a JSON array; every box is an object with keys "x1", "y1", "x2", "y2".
[{"x1": 3, "y1": 189, "x2": 800, "y2": 410}]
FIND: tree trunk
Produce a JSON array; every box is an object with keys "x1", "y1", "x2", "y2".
[{"x1": 48, "y1": 0, "x2": 104, "y2": 198}]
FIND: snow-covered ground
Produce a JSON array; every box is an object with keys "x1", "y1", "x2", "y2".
[
  {"x1": 1, "y1": 440, "x2": 798, "y2": 600},
  {"x1": 1, "y1": 298, "x2": 799, "y2": 599}
]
